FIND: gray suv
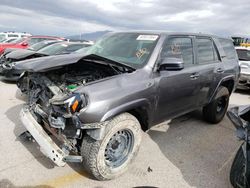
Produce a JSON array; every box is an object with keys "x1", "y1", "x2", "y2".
[{"x1": 16, "y1": 32, "x2": 239, "y2": 180}]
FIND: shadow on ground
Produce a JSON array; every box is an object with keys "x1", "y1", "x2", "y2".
[
  {"x1": 148, "y1": 110, "x2": 237, "y2": 188},
  {"x1": 0, "y1": 179, "x2": 54, "y2": 188}
]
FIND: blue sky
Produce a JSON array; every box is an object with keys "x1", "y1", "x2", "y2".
[{"x1": 0, "y1": 0, "x2": 249, "y2": 37}]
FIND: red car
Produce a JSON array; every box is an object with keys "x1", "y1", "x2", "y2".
[{"x1": 0, "y1": 36, "x2": 65, "y2": 55}]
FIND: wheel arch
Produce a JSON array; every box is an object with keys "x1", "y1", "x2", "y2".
[
  {"x1": 209, "y1": 76, "x2": 236, "y2": 103},
  {"x1": 100, "y1": 99, "x2": 151, "y2": 131}
]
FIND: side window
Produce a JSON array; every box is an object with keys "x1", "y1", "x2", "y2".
[
  {"x1": 196, "y1": 38, "x2": 219, "y2": 64},
  {"x1": 161, "y1": 37, "x2": 194, "y2": 66},
  {"x1": 218, "y1": 38, "x2": 238, "y2": 60}
]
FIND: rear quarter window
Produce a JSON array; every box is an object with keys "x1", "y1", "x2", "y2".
[{"x1": 218, "y1": 38, "x2": 238, "y2": 60}]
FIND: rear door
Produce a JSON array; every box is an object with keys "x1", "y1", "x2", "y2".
[{"x1": 194, "y1": 37, "x2": 224, "y2": 106}]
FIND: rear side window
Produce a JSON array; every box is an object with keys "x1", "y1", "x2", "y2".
[
  {"x1": 218, "y1": 38, "x2": 238, "y2": 60},
  {"x1": 161, "y1": 37, "x2": 194, "y2": 66},
  {"x1": 196, "y1": 38, "x2": 219, "y2": 64}
]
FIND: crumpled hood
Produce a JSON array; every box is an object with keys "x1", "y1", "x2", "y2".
[
  {"x1": 14, "y1": 53, "x2": 135, "y2": 72},
  {"x1": 6, "y1": 49, "x2": 37, "y2": 60},
  {"x1": 14, "y1": 53, "x2": 84, "y2": 72}
]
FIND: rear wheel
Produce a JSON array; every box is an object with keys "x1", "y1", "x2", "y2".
[
  {"x1": 203, "y1": 86, "x2": 229, "y2": 123},
  {"x1": 81, "y1": 113, "x2": 142, "y2": 180}
]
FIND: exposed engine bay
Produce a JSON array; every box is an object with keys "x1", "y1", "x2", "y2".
[{"x1": 18, "y1": 60, "x2": 127, "y2": 153}]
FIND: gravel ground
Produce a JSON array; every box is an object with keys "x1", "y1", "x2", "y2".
[{"x1": 0, "y1": 80, "x2": 249, "y2": 188}]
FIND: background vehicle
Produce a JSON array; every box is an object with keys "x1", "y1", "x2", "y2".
[
  {"x1": 0, "y1": 41, "x2": 91, "y2": 81},
  {"x1": 0, "y1": 39, "x2": 67, "y2": 59},
  {"x1": 235, "y1": 46, "x2": 250, "y2": 89},
  {"x1": 232, "y1": 36, "x2": 250, "y2": 46},
  {"x1": 227, "y1": 106, "x2": 250, "y2": 188},
  {"x1": 17, "y1": 32, "x2": 239, "y2": 180},
  {"x1": 0, "y1": 35, "x2": 65, "y2": 55},
  {"x1": 1, "y1": 38, "x2": 20, "y2": 43},
  {"x1": 0, "y1": 31, "x2": 31, "y2": 42}
]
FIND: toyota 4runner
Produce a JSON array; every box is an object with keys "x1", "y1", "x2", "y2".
[{"x1": 16, "y1": 32, "x2": 239, "y2": 180}]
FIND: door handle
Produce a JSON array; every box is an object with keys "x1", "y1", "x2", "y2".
[
  {"x1": 190, "y1": 73, "x2": 200, "y2": 79},
  {"x1": 216, "y1": 68, "x2": 224, "y2": 73}
]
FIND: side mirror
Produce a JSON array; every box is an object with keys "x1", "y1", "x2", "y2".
[
  {"x1": 21, "y1": 42, "x2": 28, "y2": 46},
  {"x1": 158, "y1": 57, "x2": 184, "y2": 71}
]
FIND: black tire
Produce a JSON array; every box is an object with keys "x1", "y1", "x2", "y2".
[
  {"x1": 203, "y1": 86, "x2": 229, "y2": 123},
  {"x1": 230, "y1": 145, "x2": 246, "y2": 188},
  {"x1": 81, "y1": 113, "x2": 142, "y2": 180}
]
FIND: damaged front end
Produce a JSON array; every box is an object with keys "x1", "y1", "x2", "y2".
[{"x1": 18, "y1": 57, "x2": 125, "y2": 165}]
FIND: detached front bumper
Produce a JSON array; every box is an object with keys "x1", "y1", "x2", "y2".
[{"x1": 20, "y1": 106, "x2": 67, "y2": 166}]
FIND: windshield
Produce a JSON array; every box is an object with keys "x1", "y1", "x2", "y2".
[
  {"x1": 15, "y1": 38, "x2": 26, "y2": 44},
  {"x1": 74, "y1": 46, "x2": 91, "y2": 54},
  {"x1": 3, "y1": 38, "x2": 17, "y2": 43},
  {"x1": 37, "y1": 43, "x2": 67, "y2": 55},
  {"x1": 37, "y1": 43, "x2": 84, "y2": 55},
  {"x1": 28, "y1": 41, "x2": 56, "y2": 51},
  {"x1": 85, "y1": 33, "x2": 159, "y2": 69},
  {"x1": 236, "y1": 49, "x2": 250, "y2": 61}
]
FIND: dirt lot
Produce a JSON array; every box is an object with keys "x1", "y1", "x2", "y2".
[{"x1": 0, "y1": 80, "x2": 249, "y2": 188}]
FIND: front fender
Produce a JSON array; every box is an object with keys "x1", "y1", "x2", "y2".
[{"x1": 100, "y1": 98, "x2": 151, "y2": 122}]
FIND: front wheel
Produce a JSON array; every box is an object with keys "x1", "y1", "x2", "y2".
[
  {"x1": 203, "y1": 86, "x2": 229, "y2": 123},
  {"x1": 81, "y1": 113, "x2": 142, "y2": 180}
]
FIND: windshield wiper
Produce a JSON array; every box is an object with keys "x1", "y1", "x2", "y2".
[{"x1": 83, "y1": 53, "x2": 135, "y2": 72}]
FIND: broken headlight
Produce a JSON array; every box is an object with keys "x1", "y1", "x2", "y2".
[
  {"x1": 52, "y1": 93, "x2": 87, "y2": 114},
  {"x1": 65, "y1": 94, "x2": 84, "y2": 113}
]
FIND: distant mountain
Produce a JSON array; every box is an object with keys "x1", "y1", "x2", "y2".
[{"x1": 66, "y1": 30, "x2": 111, "y2": 41}]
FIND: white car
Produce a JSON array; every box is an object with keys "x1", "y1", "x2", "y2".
[
  {"x1": 235, "y1": 46, "x2": 250, "y2": 89},
  {"x1": 0, "y1": 32, "x2": 32, "y2": 42}
]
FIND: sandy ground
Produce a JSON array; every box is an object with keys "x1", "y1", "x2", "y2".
[{"x1": 0, "y1": 80, "x2": 249, "y2": 188}]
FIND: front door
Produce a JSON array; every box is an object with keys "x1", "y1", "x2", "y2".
[{"x1": 154, "y1": 36, "x2": 201, "y2": 123}]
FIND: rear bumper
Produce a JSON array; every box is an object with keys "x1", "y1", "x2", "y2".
[{"x1": 20, "y1": 106, "x2": 66, "y2": 166}]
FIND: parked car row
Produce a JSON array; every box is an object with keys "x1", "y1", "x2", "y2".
[
  {"x1": 0, "y1": 31, "x2": 32, "y2": 43},
  {"x1": 0, "y1": 35, "x2": 66, "y2": 55},
  {"x1": 0, "y1": 37, "x2": 92, "y2": 80}
]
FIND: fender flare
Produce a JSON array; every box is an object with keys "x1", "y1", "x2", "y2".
[
  {"x1": 86, "y1": 98, "x2": 151, "y2": 140},
  {"x1": 209, "y1": 75, "x2": 235, "y2": 103},
  {"x1": 100, "y1": 98, "x2": 151, "y2": 122}
]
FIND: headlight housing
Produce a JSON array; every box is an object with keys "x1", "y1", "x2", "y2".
[
  {"x1": 51, "y1": 93, "x2": 87, "y2": 115},
  {"x1": 65, "y1": 94, "x2": 83, "y2": 113}
]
